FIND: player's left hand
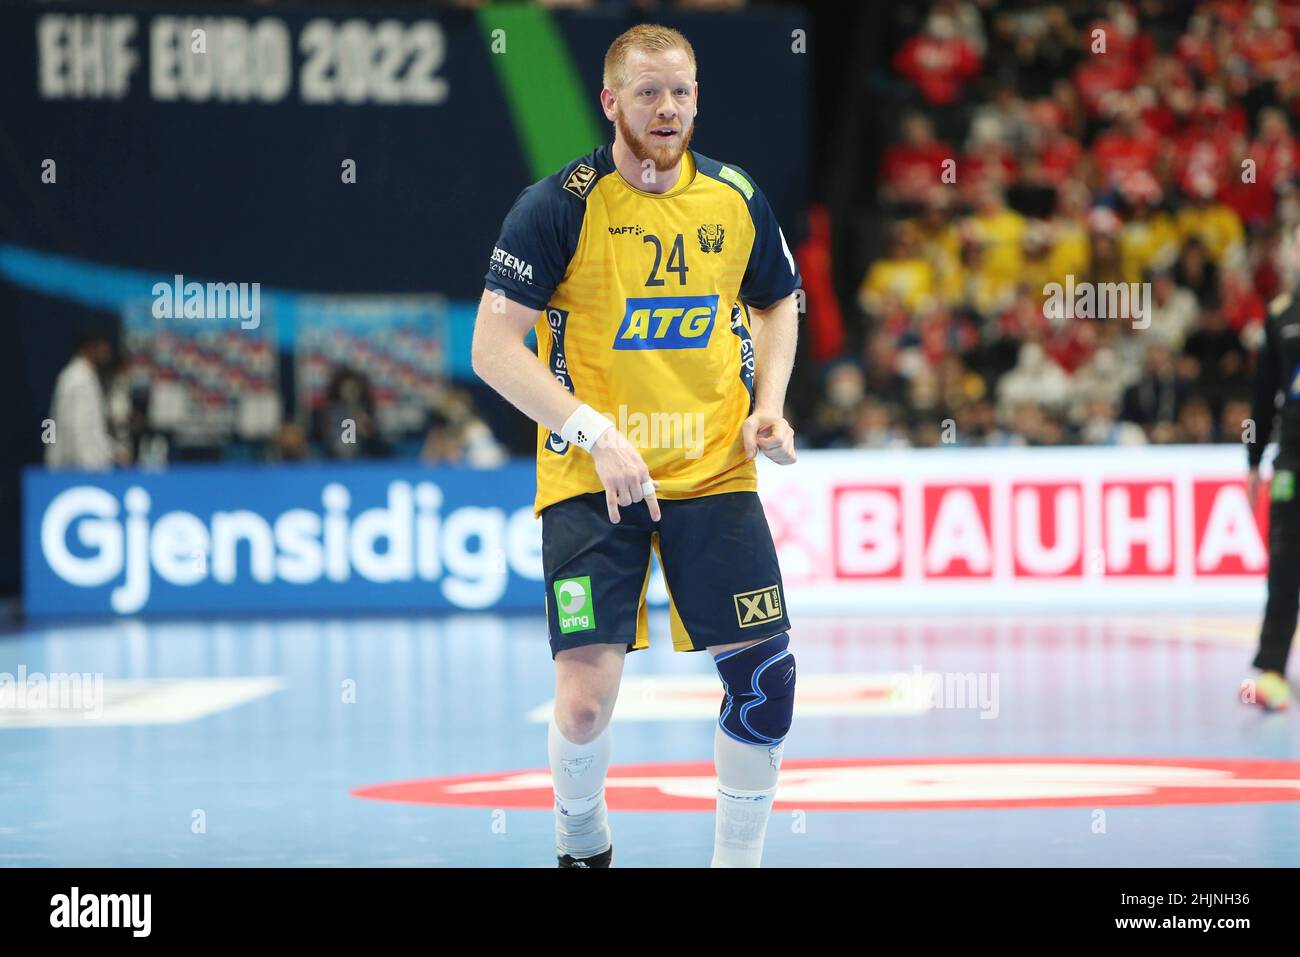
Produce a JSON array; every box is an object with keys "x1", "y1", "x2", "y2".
[{"x1": 743, "y1": 408, "x2": 797, "y2": 465}]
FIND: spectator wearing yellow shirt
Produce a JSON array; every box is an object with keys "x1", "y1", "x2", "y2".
[
  {"x1": 1085, "y1": 206, "x2": 1128, "y2": 286},
  {"x1": 1175, "y1": 171, "x2": 1245, "y2": 267},
  {"x1": 858, "y1": 221, "x2": 937, "y2": 316},
  {"x1": 1018, "y1": 220, "x2": 1060, "y2": 296},
  {"x1": 957, "y1": 232, "x2": 1016, "y2": 319},
  {"x1": 963, "y1": 185, "x2": 1027, "y2": 298},
  {"x1": 1118, "y1": 173, "x2": 1179, "y2": 284},
  {"x1": 1045, "y1": 182, "x2": 1092, "y2": 287},
  {"x1": 907, "y1": 188, "x2": 964, "y2": 305}
]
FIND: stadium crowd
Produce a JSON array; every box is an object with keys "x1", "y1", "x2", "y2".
[
  {"x1": 47, "y1": 0, "x2": 1298, "y2": 469},
  {"x1": 812, "y1": 0, "x2": 1300, "y2": 450}
]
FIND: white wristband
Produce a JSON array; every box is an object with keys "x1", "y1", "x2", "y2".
[{"x1": 560, "y1": 404, "x2": 612, "y2": 452}]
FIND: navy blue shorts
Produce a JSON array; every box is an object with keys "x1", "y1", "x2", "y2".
[{"x1": 540, "y1": 490, "x2": 791, "y2": 658}]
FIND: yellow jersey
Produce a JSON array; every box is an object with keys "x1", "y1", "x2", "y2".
[
  {"x1": 964, "y1": 208, "x2": 1027, "y2": 286},
  {"x1": 1175, "y1": 203, "x2": 1245, "y2": 264},
  {"x1": 485, "y1": 146, "x2": 801, "y2": 516},
  {"x1": 857, "y1": 256, "x2": 936, "y2": 313}
]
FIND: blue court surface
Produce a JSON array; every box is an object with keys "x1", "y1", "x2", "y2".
[{"x1": 2, "y1": 610, "x2": 1298, "y2": 867}]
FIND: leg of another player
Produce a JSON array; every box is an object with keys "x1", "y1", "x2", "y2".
[
  {"x1": 708, "y1": 634, "x2": 795, "y2": 868},
  {"x1": 550, "y1": 643, "x2": 626, "y2": 863},
  {"x1": 1252, "y1": 493, "x2": 1300, "y2": 710}
]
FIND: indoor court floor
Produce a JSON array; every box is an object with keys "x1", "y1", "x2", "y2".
[{"x1": 2, "y1": 609, "x2": 1298, "y2": 867}]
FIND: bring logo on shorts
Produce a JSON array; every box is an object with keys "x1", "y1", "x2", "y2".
[
  {"x1": 554, "y1": 576, "x2": 596, "y2": 634},
  {"x1": 734, "y1": 584, "x2": 782, "y2": 628}
]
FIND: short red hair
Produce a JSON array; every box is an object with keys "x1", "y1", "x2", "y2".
[{"x1": 603, "y1": 24, "x2": 697, "y2": 91}]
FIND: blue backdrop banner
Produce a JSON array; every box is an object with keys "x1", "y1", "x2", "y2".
[{"x1": 24, "y1": 462, "x2": 551, "y2": 616}]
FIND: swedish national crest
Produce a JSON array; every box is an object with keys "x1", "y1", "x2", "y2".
[{"x1": 697, "y1": 224, "x2": 725, "y2": 253}]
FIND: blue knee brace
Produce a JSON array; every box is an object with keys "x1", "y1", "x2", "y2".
[{"x1": 714, "y1": 633, "x2": 795, "y2": 746}]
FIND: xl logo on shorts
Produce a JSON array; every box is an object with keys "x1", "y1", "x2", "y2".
[
  {"x1": 554, "y1": 576, "x2": 596, "y2": 634},
  {"x1": 614, "y1": 295, "x2": 719, "y2": 351},
  {"x1": 734, "y1": 585, "x2": 782, "y2": 628}
]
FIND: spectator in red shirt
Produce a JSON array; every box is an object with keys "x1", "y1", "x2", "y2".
[
  {"x1": 1252, "y1": 224, "x2": 1286, "y2": 303},
  {"x1": 1092, "y1": 109, "x2": 1163, "y2": 190},
  {"x1": 1172, "y1": 89, "x2": 1248, "y2": 196},
  {"x1": 1073, "y1": 51, "x2": 1140, "y2": 120},
  {"x1": 1176, "y1": 11, "x2": 1218, "y2": 79},
  {"x1": 1047, "y1": 316, "x2": 1098, "y2": 376},
  {"x1": 1248, "y1": 106, "x2": 1297, "y2": 190},
  {"x1": 1090, "y1": 5, "x2": 1156, "y2": 69},
  {"x1": 880, "y1": 114, "x2": 954, "y2": 205},
  {"x1": 1234, "y1": 3, "x2": 1300, "y2": 85},
  {"x1": 1023, "y1": 120, "x2": 1083, "y2": 188},
  {"x1": 1219, "y1": 266, "x2": 1266, "y2": 333},
  {"x1": 1219, "y1": 141, "x2": 1276, "y2": 229},
  {"x1": 1028, "y1": 93, "x2": 1071, "y2": 138},
  {"x1": 1144, "y1": 53, "x2": 1198, "y2": 127},
  {"x1": 892, "y1": 12, "x2": 983, "y2": 108},
  {"x1": 795, "y1": 205, "x2": 845, "y2": 363},
  {"x1": 1069, "y1": 8, "x2": 1153, "y2": 116}
]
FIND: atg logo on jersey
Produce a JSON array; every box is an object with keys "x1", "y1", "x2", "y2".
[{"x1": 614, "y1": 295, "x2": 719, "y2": 351}]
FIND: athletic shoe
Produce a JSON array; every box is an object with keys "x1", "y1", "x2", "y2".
[
  {"x1": 1253, "y1": 671, "x2": 1292, "y2": 711},
  {"x1": 557, "y1": 845, "x2": 613, "y2": 868}
]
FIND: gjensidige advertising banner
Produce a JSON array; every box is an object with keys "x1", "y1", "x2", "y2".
[{"x1": 23, "y1": 446, "x2": 1268, "y2": 618}]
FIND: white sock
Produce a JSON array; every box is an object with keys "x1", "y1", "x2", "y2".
[
  {"x1": 548, "y1": 716, "x2": 612, "y2": 858},
  {"x1": 711, "y1": 725, "x2": 783, "y2": 867}
]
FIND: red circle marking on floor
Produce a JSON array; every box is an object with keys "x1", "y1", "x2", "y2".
[{"x1": 353, "y1": 756, "x2": 1300, "y2": 811}]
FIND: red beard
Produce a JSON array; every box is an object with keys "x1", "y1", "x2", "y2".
[{"x1": 616, "y1": 109, "x2": 695, "y2": 174}]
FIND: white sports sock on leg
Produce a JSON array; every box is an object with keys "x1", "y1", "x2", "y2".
[
  {"x1": 712, "y1": 725, "x2": 784, "y2": 867},
  {"x1": 548, "y1": 716, "x2": 612, "y2": 858}
]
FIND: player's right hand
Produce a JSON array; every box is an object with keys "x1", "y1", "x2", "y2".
[{"x1": 590, "y1": 429, "x2": 660, "y2": 524}]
